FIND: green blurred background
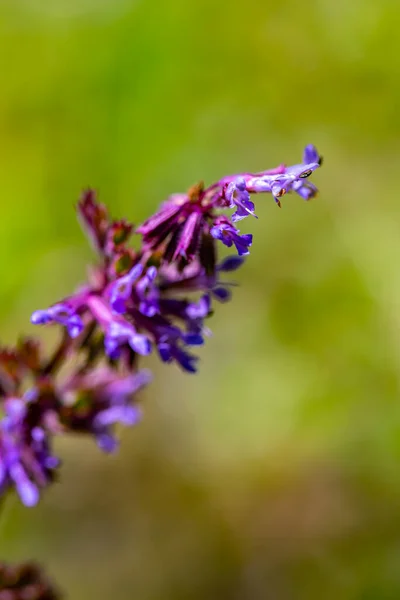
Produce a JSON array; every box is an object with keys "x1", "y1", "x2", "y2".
[{"x1": 1, "y1": 0, "x2": 400, "y2": 598}]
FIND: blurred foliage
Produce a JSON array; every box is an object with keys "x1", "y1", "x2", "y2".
[{"x1": 1, "y1": 0, "x2": 400, "y2": 598}]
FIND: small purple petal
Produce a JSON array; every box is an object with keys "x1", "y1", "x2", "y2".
[
  {"x1": 211, "y1": 224, "x2": 252, "y2": 256},
  {"x1": 96, "y1": 433, "x2": 119, "y2": 453},
  {"x1": 66, "y1": 315, "x2": 84, "y2": 338},
  {"x1": 10, "y1": 464, "x2": 39, "y2": 507},
  {"x1": 31, "y1": 310, "x2": 51, "y2": 325},
  {"x1": 104, "y1": 336, "x2": 121, "y2": 359},
  {"x1": 292, "y1": 179, "x2": 318, "y2": 200},
  {"x1": 212, "y1": 287, "x2": 232, "y2": 302},
  {"x1": 217, "y1": 255, "x2": 245, "y2": 272},
  {"x1": 186, "y1": 295, "x2": 210, "y2": 320},
  {"x1": 303, "y1": 144, "x2": 321, "y2": 165},
  {"x1": 158, "y1": 342, "x2": 172, "y2": 363},
  {"x1": 225, "y1": 178, "x2": 257, "y2": 222},
  {"x1": 129, "y1": 334, "x2": 152, "y2": 356},
  {"x1": 31, "y1": 427, "x2": 45, "y2": 442},
  {"x1": 31, "y1": 304, "x2": 84, "y2": 338},
  {"x1": 44, "y1": 456, "x2": 60, "y2": 469},
  {"x1": 94, "y1": 405, "x2": 142, "y2": 428},
  {"x1": 183, "y1": 333, "x2": 204, "y2": 346},
  {"x1": 109, "y1": 263, "x2": 143, "y2": 313}
]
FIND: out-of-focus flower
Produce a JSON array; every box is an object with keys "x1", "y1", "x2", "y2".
[
  {"x1": 0, "y1": 561, "x2": 61, "y2": 600},
  {"x1": 61, "y1": 368, "x2": 151, "y2": 453},
  {"x1": 0, "y1": 335, "x2": 151, "y2": 505},
  {"x1": 0, "y1": 395, "x2": 58, "y2": 507}
]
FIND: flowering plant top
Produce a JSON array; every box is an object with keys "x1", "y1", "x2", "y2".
[{"x1": 0, "y1": 145, "x2": 321, "y2": 509}]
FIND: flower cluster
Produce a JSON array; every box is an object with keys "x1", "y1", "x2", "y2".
[{"x1": 0, "y1": 145, "x2": 321, "y2": 508}]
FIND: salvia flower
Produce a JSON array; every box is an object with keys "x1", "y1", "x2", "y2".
[
  {"x1": 108, "y1": 263, "x2": 143, "y2": 314},
  {"x1": 0, "y1": 144, "x2": 323, "y2": 600},
  {"x1": 224, "y1": 177, "x2": 257, "y2": 222},
  {"x1": 0, "y1": 144, "x2": 322, "y2": 508},
  {"x1": 31, "y1": 304, "x2": 84, "y2": 339},
  {"x1": 210, "y1": 221, "x2": 253, "y2": 256}
]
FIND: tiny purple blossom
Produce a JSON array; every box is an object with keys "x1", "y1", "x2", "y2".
[
  {"x1": 31, "y1": 304, "x2": 84, "y2": 338},
  {"x1": 186, "y1": 294, "x2": 211, "y2": 320},
  {"x1": 104, "y1": 321, "x2": 152, "y2": 359},
  {"x1": 217, "y1": 255, "x2": 245, "y2": 272},
  {"x1": 108, "y1": 263, "x2": 143, "y2": 314},
  {"x1": 210, "y1": 223, "x2": 253, "y2": 256},
  {"x1": 224, "y1": 177, "x2": 257, "y2": 222},
  {"x1": 0, "y1": 397, "x2": 58, "y2": 507},
  {"x1": 86, "y1": 295, "x2": 152, "y2": 359},
  {"x1": 211, "y1": 286, "x2": 232, "y2": 302},
  {"x1": 158, "y1": 340, "x2": 198, "y2": 373},
  {"x1": 303, "y1": 144, "x2": 321, "y2": 165},
  {"x1": 136, "y1": 266, "x2": 160, "y2": 317},
  {"x1": 288, "y1": 144, "x2": 322, "y2": 200},
  {"x1": 291, "y1": 178, "x2": 318, "y2": 200}
]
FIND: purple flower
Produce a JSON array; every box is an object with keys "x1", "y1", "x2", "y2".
[
  {"x1": 31, "y1": 303, "x2": 84, "y2": 338},
  {"x1": 1, "y1": 142, "x2": 324, "y2": 511},
  {"x1": 64, "y1": 368, "x2": 151, "y2": 453},
  {"x1": 158, "y1": 340, "x2": 198, "y2": 373},
  {"x1": 104, "y1": 321, "x2": 152, "y2": 359},
  {"x1": 160, "y1": 295, "x2": 211, "y2": 346},
  {"x1": 224, "y1": 178, "x2": 257, "y2": 222},
  {"x1": 244, "y1": 145, "x2": 321, "y2": 205},
  {"x1": 85, "y1": 295, "x2": 152, "y2": 359},
  {"x1": 0, "y1": 397, "x2": 58, "y2": 507},
  {"x1": 217, "y1": 255, "x2": 245, "y2": 272},
  {"x1": 210, "y1": 223, "x2": 253, "y2": 256},
  {"x1": 185, "y1": 294, "x2": 211, "y2": 320},
  {"x1": 291, "y1": 178, "x2": 318, "y2": 200},
  {"x1": 108, "y1": 263, "x2": 143, "y2": 313},
  {"x1": 288, "y1": 144, "x2": 322, "y2": 200},
  {"x1": 136, "y1": 266, "x2": 160, "y2": 317},
  {"x1": 303, "y1": 144, "x2": 322, "y2": 165}
]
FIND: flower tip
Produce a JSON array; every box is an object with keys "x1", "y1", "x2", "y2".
[
  {"x1": 303, "y1": 144, "x2": 321, "y2": 165},
  {"x1": 217, "y1": 255, "x2": 245, "y2": 272},
  {"x1": 30, "y1": 310, "x2": 46, "y2": 325},
  {"x1": 19, "y1": 482, "x2": 40, "y2": 507},
  {"x1": 96, "y1": 433, "x2": 119, "y2": 453},
  {"x1": 67, "y1": 316, "x2": 84, "y2": 338},
  {"x1": 130, "y1": 334, "x2": 152, "y2": 356},
  {"x1": 129, "y1": 262, "x2": 144, "y2": 281}
]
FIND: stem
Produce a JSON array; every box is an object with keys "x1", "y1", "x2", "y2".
[{"x1": 42, "y1": 331, "x2": 72, "y2": 376}]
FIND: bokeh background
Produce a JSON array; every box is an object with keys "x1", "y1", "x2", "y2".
[{"x1": 1, "y1": 0, "x2": 400, "y2": 598}]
